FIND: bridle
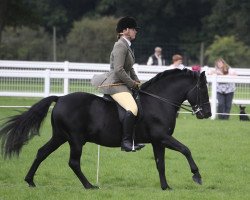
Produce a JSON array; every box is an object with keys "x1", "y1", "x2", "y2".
[
  {"x1": 186, "y1": 81, "x2": 204, "y2": 115},
  {"x1": 138, "y1": 78, "x2": 207, "y2": 115},
  {"x1": 186, "y1": 78, "x2": 210, "y2": 116}
]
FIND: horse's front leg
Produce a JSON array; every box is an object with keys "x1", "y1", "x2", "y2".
[
  {"x1": 152, "y1": 143, "x2": 172, "y2": 190},
  {"x1": 162, "y1": 135, "x2": 202, "y2": 185}
]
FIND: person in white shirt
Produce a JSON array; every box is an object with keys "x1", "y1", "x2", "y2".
[
  {"x1": 168, "y1": 54, "x2": 185, "y2": 70},
  {"x1": 147, "y1": 47, "x2": 166, "y2": 66}
]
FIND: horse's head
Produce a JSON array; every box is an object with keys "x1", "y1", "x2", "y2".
[
  {"x1": 140, "y1": 69, "x2": 211, "y2": 119},
  {"x1": 187, "y1": 71, "x2": 211, "y2": 119}
]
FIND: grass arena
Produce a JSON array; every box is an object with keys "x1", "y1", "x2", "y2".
[{"x1": 0, "y1": 96, "x2": 249, "y2": 200}]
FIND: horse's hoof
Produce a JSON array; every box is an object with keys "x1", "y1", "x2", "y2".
[
  {"x1": 162, "y1": 185, "x2": 172, "y2": 190},
  {"x1": 29, "y1": 183, "x2": 36, "y2": 187},
  {"x1": 25, "y1": 178, "x2": 36, "y2": 187},
  {"x1": 85, "y1": 184, "x2": 99, "y2": 189},
  {"x1": 192, "y1": 174, "x2": 202, "y2": 185},
  {"x1": 91, "y1": 185, "x2": 100, "y2": 190}
]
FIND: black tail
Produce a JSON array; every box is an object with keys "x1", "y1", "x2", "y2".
[{"x1": 0, "y1": 96, "x2": 59, "y2": 158}]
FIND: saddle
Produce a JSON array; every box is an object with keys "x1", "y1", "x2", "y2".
[{"x1": 102, "y1": 92, "x2": 143, "y2": 122}]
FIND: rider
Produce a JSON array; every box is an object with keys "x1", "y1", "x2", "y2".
[{"x1": 91, "y1": 16, "x2": 145, "y2": 152}]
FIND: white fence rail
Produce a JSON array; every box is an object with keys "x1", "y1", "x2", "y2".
[{"x1": 1, "y1": 60, "x2": 250, "y2": 119}]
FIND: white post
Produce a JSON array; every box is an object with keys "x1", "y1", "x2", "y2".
[
  {"x1": 96, "y1": 145, "x2": 100, "y2": 185},
  {"x1": 211, "y1": 75, "x2": 217, "y2": 120},
  {"x1": 44, "y1": 69, "x2": 50, "y2": 97},
  {"x1": 64, "y1": 61, "x2": 69, "y2": 95}
]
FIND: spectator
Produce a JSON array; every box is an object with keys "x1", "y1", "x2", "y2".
[
  {"x1": 147, "y1": 47, "x2": 166, "y2": 66},
  {"x1": 208, "y1": 58, "x2": 237, "y2": 120},
  {"x1": 169, "y1": 54, "x2": 185, "y2": 70}
]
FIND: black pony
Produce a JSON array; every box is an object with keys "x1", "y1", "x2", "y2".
[{"x1": 0, "y1": 69, "x2": 211, "y2": 190}]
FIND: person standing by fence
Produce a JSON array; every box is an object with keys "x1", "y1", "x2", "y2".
[
  {"x1": 208, "y1": 58, "x2": 237, "y2": 119},
  {"x1": 169, "y1": 54, "x2": 185, "y2": 70},
  {"x1": 147, "y1": 47, "x2": 166, "y2": 66}
]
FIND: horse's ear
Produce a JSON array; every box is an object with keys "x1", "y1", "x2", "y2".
[
  {"x1": 200, "y1": 71, "x2": 205, "y2": 78},
  {"x1": 200, "y1": 71, "x2": 207, "y2": 84}
]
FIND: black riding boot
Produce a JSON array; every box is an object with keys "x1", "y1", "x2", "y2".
[{"x1": 121, "y1": 111, "x2": 145, "y2": 152}]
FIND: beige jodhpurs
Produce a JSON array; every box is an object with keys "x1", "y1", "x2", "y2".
[{"x1": 111, "y1": 92, "x2": 138, "y2": 116}]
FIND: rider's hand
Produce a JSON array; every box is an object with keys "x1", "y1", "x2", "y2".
[{"x1": 133, "y1": 81, "x2": 141, "y2": 91}]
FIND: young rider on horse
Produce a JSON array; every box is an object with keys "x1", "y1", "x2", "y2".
[{"x1": 91, "y1": 16, "x2": 145, "y2": 152}]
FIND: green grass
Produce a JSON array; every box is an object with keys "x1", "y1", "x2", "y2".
[{"x1": 0, "y1": 97, "x2": 250, "y2": 200}]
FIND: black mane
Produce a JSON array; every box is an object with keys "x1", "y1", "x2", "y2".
[{"x1": 141, "y1": 68, "x2": 197, "y2": 90}]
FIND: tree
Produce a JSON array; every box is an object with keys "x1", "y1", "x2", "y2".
[
  {"x1": 0, "y1": 0, "x2": 100, "y2": 43},
  {"x1": 203, "y1": 0, "x2": 250, "y2": 46},
  {"x1": 0, "y1": 27, "x2": 52, "y2": 60},
  {"x1": 32, "y1": 0, "x2": 100, "y2": 37},
  {"x1": 0, "y1": 0, "x2": 7, "y2": 42},
  {"x1": 0, "y1": 0, "x2": 39, "y2": 43},
  {"x1": 65, "y1": 17, "x2": 117, "y2": 62},
  {"x1": 2, "y1": 0, "x2": 250, "y2": 64},
  {"x1": 95, "y1": 0, "x2": 214, "y2": 62},
  {"x1": 205, "y1": 36, "x2": 250, "y2": 67}
]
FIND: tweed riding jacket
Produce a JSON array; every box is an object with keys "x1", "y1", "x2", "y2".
[{"x1": 91, "y1": 37, "x2": 139, "y2": 94}]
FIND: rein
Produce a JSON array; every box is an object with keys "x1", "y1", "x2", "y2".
[
  {"x1": 139, "y1": 90, "x2": 195, "y2": 114},
  {"x1": 139, "y1": 75, "x2": 203, "y2": 115}
]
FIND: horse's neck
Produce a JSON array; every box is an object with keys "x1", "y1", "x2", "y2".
[{"x1": 149, "y1": 78, "x2": 190, "y2": 104}]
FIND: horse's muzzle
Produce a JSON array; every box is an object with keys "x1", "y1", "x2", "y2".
[
  {"x1": 203, "y1": 111, "x2": 212, "y2": 119},
  {"x1": 196, "y1": 111, "x2": 211, "y2": 119},
  {"x1": 196, "y1": 103, "x2": 211, "y2": 119}
]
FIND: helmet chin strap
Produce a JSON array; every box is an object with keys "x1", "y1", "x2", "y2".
[{"x1": 120, "y1": 29, "x2": 132, "y2": 41}]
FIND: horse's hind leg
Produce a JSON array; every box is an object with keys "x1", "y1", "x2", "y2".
[
  {"x1": 24, "y1": 136, "x2": 66, "y2": 187},
  {"x1": 152, "y1": 143, "x2": 171, "y2": 190},
  {"x1": 68, "y1": 140, "x2": 98, "y2": 189},
  {"x1": 162, "y1": 135, "x2": 202, "y2": 185}
]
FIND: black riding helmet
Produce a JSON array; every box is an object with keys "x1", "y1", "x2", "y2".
[{"x1": 116, "y1": 16, "x2": 140, "y2": 33}]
